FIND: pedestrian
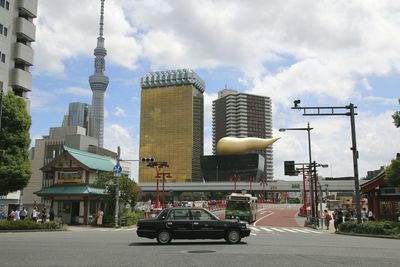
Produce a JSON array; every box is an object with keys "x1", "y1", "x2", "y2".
[
  {"x1": 96, "y1": 209, "x2": 104, "y2": 226},
  {"x1": 324, "y1": 210, "x2": 332, "y2": 230},
  {"x1": 49, "y1": 208, "x2": 55, "y2": 221},
  {"x1": 20, "y1": 207, "x2": 27, "y2": 220},
  {"x1": 41, "y1": 207, "x2": 47, "y2": 223},
  {"x1": 8, "y1": 210, "x2": 16, "y2": 221},
  {"x1": 333, "y1": 208, "x2": 339, "y2": 231},
  {"x1": 361, "y1": 208, "x2": 367, "y2": 222},
  {"x1": 15, "y1": 208, "x2": 20, "y2": 221},
  {"x1": 31, "y1": 207, "x2": 38, "y2": 222},
  {"x1": 368, "y1": 210, "x2": 375, "y2": 221},
  {"x1": 337, "y1": 209, "x2": 344, "y2": 229}
]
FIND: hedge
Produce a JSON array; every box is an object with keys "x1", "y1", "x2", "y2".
[
  {"x1": 0, "y1": 220, "x2": 63, "y2": 230},
  {"x1": 338, "y1": 221, "x2": 400, "y2": 236}
]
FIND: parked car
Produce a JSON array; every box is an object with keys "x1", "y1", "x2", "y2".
[{"x1": 136, "y1": 207, "x2": 250, "y2": 245}]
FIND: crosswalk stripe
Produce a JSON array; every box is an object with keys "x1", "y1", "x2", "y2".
[
  {"x1": 270, "y1": 227, "x2": 285, "y2": 232},
  {"x1": 280, "y1": 228, "x2": 297, "y2": 233},
  {"x1": 260, "y1": 227, "x2": 273, "y2": 232},
  {"x1": 249, "y1": 226, "x2": 261, "y2": 231},
  {"x1": 302, "y1": 229, "x2": 322, "y2": 234},
  {"x1": 250, "y1": 233, "x2": 257, "y2": 236},
  {"x1": 290, "y1": 228, "x2": 310, "y2": 233}
]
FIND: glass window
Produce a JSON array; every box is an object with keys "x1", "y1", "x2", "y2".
[
  {"x1": 5, "y1": 1, "x2": 9, "y2": 10},
  {"x1": 0, "y1": 24, "x2": 3, "y2": 34},
  {"x1": 4, "y1": 27, "x2": 7, "y2": 36},
  {"x1": 167, "y1": 209, "x2": 190, "y2": 220},
  {"x1": 1, "y1": 53, "x2": 5, "y2": 63},
  {"x1": 0, "y1": 0, "x2": 4, "y2": 8},
  {"x1": 191, "y1": 209, "x2": 214, "y2": 221}
]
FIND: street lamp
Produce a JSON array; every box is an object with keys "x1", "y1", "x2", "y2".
[
  {"x1": 279, "y1": 123, "x2": 316, "y2": 224},
  {"x1": 291, "y1": 100, "x2": 362, "y2": 224}
]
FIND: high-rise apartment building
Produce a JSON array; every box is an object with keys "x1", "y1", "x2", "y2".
[
  {"x1": 0, "y1": 0, "x2": 37, "y2": 101},
  {"x1": 67, "y1": 102, "x2": 90, "y2": 134},
  {"x1": 139, "y1": 69, "x2": 205, "y2": 183},
  {"x1": 89, "y1": 0, "x2": 108, "y2": 147},
  {"x1": 212, "y1": 89, "x2": 274, "y2": 179}
]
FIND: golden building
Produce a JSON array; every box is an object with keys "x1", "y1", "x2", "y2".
[{"x1": 139, "y1": 69, "x2": 204, "y2": 183}]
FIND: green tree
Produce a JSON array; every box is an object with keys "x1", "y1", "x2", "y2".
[
  {"x1": 95, "y1": 172, "x2": 141, "y2": 210},
  {"x1": 393, "y1": 111, "x2": 400, "y2": 128},
  {"x1": 393, "y1": 99, "x2": 400, "y2": 128},
  {"x1": 0, "y1": 91, "x2": 31, "y2": 195},
  {"x1": 385, "y1": 156, "x2": 400, "y2": 187}
]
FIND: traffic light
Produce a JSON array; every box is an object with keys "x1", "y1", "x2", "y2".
[
  {"x1": 284, "y1": 161, "x2": 297, "y2": 176},
  {"x1": 141, "y1": 157, "x2": 155, "y2": 163}
]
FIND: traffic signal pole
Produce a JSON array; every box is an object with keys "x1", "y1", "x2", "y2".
[{"x1": 115, "y1": 146, "x2": 121, "y2": 228}]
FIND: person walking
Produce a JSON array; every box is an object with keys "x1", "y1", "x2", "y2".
[
  {"x1": 324, "y1": 210, "x2": 332, "y2": 230},
  {"x1": 20, "y1": 207, "x2": 27, "y2": 220},
  {"x1": 15, "y1": 208, "x2": 21, "y2": 221},
  {"x1": 41, "y1": 207, "x2": 47, "y2": 223},
  {"x1": 49, "y1": 208, "x2": 55, "y2": 221},
  {"x1": 333, "y1": 208, "x2": 339, "y2": 231},
  {"x1": 96, "y1": 209, "x2": 104, "y2": 226},
  {"x1": 368, "y1": 210, "x2": 375, "y2": 221},
  {"x1": 361, "y1": 208, "x2": 367, "y2": 222},
  {"x1": 31, "y1": 207, "x2": 38, "y2": 222}
]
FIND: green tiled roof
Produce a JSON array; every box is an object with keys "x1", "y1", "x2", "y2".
[
  {"x1": 63, "y1": 146, "x2": 114, "y2": 172},
  {"x1": 35, "y1": 185, "x2": 108, "y2": 196}
]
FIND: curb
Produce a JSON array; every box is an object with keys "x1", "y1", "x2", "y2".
[
  {"x1": 0, "y1": 229, "x2": 66, "y2": 233},
  {"x1": 335, "y1": 231, "x2": 400, "y2": 240}
]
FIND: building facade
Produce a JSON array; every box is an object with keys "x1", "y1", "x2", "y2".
[
  {"x1": 67, "y1": 102, "x2": 90, "y2": 134},
  {"x1": 0, "y1": 0, "x2": 37, "y2": 101},
  {"x1": 212, "y1": 89, "x2": 273, "y2": 179},
  {"x1": 139, "y1": 69, "x2": 205, "y2": 183}
]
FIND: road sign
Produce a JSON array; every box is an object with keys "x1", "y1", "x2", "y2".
[{"x1": 113, "y1": 165, "x2": 122, "y2": 174}]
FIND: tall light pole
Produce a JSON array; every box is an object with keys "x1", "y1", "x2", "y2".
[
  {"x1": 279, "y1": 123, "x2": 316, "y2": 223},
  {"x1": 291, "y1": 100, "x2": 362, "y2": 224}
]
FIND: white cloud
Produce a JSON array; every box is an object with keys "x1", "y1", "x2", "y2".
[
  {"x1": 29, "y1": 88, "x2": 56, "y2": 111},
  {"x1": 104, "y1": 124, "x2": 139, "y2": 180},
  {"x1": 113, "y1": 107, "x2": 127, "y2": 117},
  {"x1": 61, "y1": 87, "x2": 92, "y2": 97}
]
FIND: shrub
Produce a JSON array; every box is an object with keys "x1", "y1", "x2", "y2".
[
  {"x1": 339, "y1": 221, "x2": 400, "y2": 236},
  {"x1": 0, "y1": 220, "x2": 63, "y2": 230},
  {"x1": 120, "y1": 210, "x2": 144, "y2": 226}
]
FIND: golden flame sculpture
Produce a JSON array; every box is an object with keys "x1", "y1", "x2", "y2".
[{"x1": 216, "y1": 137, "x2": 280, "y2": 155}]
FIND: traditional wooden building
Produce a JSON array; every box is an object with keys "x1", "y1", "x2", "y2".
[
  {"x1": 35, "y1": 146, "x2": 114, "y2": 224},
  {"x1": 361, "y1": 170, "x2": 400, "y2": 221}
]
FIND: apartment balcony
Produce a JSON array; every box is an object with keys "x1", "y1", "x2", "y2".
[
  {"x1": 10, "y1": 68, "x2": 32, "y2": 92},
  {"x1": 14, "y1": 43, "x2": 33, "y2": 66},
  {"x1": 17, "y1": 0, "x2": 38, "y2": 18},
  {"x1": 15, "y1": 17, "x2": 36, "y2": 42}
]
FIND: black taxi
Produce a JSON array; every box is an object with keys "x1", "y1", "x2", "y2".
[{"x1": 136, "y1": 207, "x2": 250, "y2": 245}]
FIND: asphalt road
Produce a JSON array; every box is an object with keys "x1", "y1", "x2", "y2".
[{"x1": 0, "y1": 226, "x2": 399, "y2": 267}]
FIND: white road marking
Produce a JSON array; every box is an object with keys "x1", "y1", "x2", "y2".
[
  {"x1": 291, "y1": 228, "x2": 310, "y2": 233},
  {"x1": 253, "y1": 212, "x2": 274, "y2": 226},
  {"x1": 249, "y1": 226, "x2": 261, "y2": 231},
  {"x1": 302, "y1": 229, "x2": 323, "y2": 234},
  {"x1": 260, "y1": 227, "x2": 273, "y2": 232},
  {"x1": 270, "y1": 227, "x2": 285, "y2": 232},
  {"x1": 280, "y1": 228, "x2": 297, "y2": 233},
  {"x1": 250, "y1": 233, "x2": 257, "y2": 236}
]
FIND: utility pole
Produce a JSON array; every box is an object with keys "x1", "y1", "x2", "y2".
[
  {"x1": 114, "y1": 146, "x2": 121, "y2": 227},
  {"x1": 292, "y1": 101, "x2": 362, "y2": 224}
]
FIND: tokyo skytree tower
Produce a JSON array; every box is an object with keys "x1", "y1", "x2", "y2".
[{"x1": 89, "y1": 0, "x2": 109, "y2": 147}]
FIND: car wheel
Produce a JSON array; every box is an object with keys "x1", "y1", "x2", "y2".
[
  {"x1": 157, "y1": 230, "x2": 172, "y2": 245},
  {"x1": 226, "y1": 229, "x2": 241, "y2": 244}
]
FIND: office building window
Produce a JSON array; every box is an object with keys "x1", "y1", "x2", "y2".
[
  {"x1": 6, "y1": 0, "x2": 9, "y2": 10},
  {"x1": 3, "y1": 27, "x2": 6, "y2": 36},
  {"x1": 1, "y1": 53, "x2": 5, "y2": 63},
  {"x1": 0, "y1": 24, "x2": 3, "y2": 35},
  {"x1": 0, "y1": 0, "x2": 4, "y2": 8}
]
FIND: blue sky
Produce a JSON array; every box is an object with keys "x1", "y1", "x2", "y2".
[{"x1": 30, "y1": 0, "x2": 399, "y2": 181}]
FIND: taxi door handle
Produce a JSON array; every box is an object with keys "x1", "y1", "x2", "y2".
[{"x1": 193, "y1": 222, "x2": 199, "y2": 225}]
